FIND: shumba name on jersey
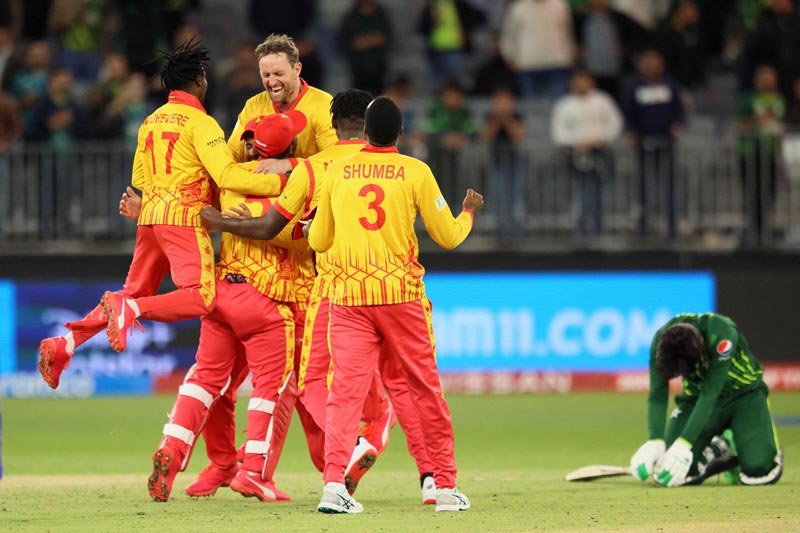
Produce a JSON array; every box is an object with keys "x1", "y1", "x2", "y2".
[{"x1": 342, "y1": 163, "x2": 405, "y2": 180}]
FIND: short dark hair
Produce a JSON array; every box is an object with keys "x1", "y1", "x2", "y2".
[
  {"x1": 159, "y1": 36, "x2": 209, "y2": 92},
  {"x1": 656, "y1": 324, "x2": 705, "y2": 380},
  {"x1": 331, "y1": 89, "x2": 372, "y2": 128},
  {"x1": 365, "y1": 96, "x2": 402, "y2": 146}
]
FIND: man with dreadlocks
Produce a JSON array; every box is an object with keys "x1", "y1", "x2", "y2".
[
  {"x1": 630, "y1": 312, "x2": 783, "y2": 488},
  {"x1": 36, "y1": 39, "x2": 287, "y2": 388},
  {"x1": 202, "y1": 89, "x2": 439, "y2": 505}
]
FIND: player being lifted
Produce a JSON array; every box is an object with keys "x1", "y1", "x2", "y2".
[
  {"x1": 36, "y1": 38, "x2": 287, "y2": 389},
  {"x1": 631, "y1": 312, "x2": 783, "y2": 487},
  {"x1": 307, "y1": 96, "x2": 484, "y2": 513}
]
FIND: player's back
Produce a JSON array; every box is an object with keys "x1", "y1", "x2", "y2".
[
  {"x1": 135, "y1": 94, "x2": 223, "y2": 226},
  {"x1": 321, "y1": 146, "x2": 471, "y2": 306}
]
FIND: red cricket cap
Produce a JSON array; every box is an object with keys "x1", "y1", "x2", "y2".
[{"x1": 245, "y1": 110, "x2": 308, "y2": 158}]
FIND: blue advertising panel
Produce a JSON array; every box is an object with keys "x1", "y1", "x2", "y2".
[
  {"x1": 0, "y1": 280, "x2": 15, "y2": 374},
  {"x1": 5, "y1": 280, "x2": 201, "y2": 395},
  {"x1": 424, "y1": 272, "x2": 715, "y2": 372}
]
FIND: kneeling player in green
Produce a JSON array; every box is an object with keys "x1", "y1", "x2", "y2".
[{"x1": 630, "y1": 312, "x2": 783, "y2": 487}]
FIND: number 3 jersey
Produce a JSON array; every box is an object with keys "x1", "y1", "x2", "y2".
[{"x1": 309, "y1": 145, "x2": 474, "y2": 306}]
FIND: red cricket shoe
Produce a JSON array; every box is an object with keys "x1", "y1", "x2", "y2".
[
  {"x1": 359, "y1": 403, "x2": 396, "y2": 455},
  {"x1": 147, "y1": 447, "x2": 183, "y2": 502},
  {"x1": 38, "y1": 337, "x2": 71, "y2": 389},
  {"x1": 100, "y1": 291, "x2": 142, "y2": 352},
  {"x1": 185, "y1": 464, "x2": 238, "y2": 497},
  {"x1": 229, "y1": 470, "x2": 291, "y2": 502},
  {"x1": 345, "y1": 436, "x2": 378, "y2": 495}
]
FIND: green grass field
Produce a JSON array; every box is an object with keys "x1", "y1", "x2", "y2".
[{"x1": 2, "y1": 393, "x2": 799, "y2": 531}]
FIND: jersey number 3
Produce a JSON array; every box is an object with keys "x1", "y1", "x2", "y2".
[
  {"x1": 358, "y1": 184, "x2": 386, "y2": 231},
  {"x1": 145, "y1": 131, "x2": 180, "y2": 174}
]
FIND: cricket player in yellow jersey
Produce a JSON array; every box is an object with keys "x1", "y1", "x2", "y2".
[
  {"x1": 36, "y1": 38, "x2": 288, "y2": 389},
  {"x1": 146, "y1": 112, "x2": 309, "y2": 503},
  {"x1": 308, "y1": 96, "x2": 484, "y2": 514},
  {"x1": 202, "y1": 89, "x2": 439, "y2": 503},
  {"x1": 228, "y1": 33, "x2": 338, "y2": 171}
]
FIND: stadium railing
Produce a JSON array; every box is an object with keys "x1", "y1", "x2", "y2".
[{"x1": 1, "y1": 136, "x2": 799, "y2": 250}]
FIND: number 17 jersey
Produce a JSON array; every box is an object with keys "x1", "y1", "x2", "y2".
[{"x1": 310, "y1": 145, "x2": 474, "y2": 306}]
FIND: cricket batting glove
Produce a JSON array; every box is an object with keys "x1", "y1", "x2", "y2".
[
  {"x1": 630, "y1": 439, "x2": 665, "y2": 481},
  {"x1": 654, "y1": 438, "x2": 693, "y2": 487}
]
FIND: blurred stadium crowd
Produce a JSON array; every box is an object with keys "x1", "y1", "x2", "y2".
[{"x1": 1, "y1": 0, "x2": 800, "y2": 250}]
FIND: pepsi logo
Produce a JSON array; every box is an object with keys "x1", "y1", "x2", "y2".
[{"x1": 716, "y1": 339, "x2": 733, "y2": 358}]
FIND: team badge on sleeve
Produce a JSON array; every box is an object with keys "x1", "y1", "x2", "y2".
[
  {"x1": 716, "y1": 340, "x2": 733, "y2": 360},
  {"x1": 434, "y1": 195, "x2": 447, "y2": 211}
]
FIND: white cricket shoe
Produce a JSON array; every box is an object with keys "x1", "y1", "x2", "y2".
[
  {"x1": 317, "y1": 482, "x2": 364, "y2": 514},
  {"x1": 421, "y1": 474, "x2": 436, "y2": 505},
  {"x1": 434, "y1": 487, "x2": 470, "y2": 512}
]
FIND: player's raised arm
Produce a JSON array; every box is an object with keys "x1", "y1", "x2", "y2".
[{"x1": 418, "y1": 165, "x2": 483, "y2": 250}]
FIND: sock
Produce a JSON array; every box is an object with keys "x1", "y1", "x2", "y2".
[
  {"x1": 64, "y1": 332, "x2": 75, "y2": 354},
  {"x1": 126, "y1": 298, "x2": 141, "y2": 317}
]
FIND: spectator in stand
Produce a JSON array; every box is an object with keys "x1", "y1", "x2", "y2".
[
  {"x1": 481, "y1": 86, "x2": 526, "y2": 242},
  {"x1": 418, "y1": 0, "x2": 486, "y2": 90},
  {"x1": 11, "y1": 40, "x2": 52, "y2": 130},
  {"x1": 500, "y1": 0, "x2": 575, "y2": 99},
  {"x1": 0, "y1": 26, "x2": 23, "y2": 92},
  {"x1": 47, "y1": 0, "x2": 111, "y2": 81},
  {"x1": 115, "y1": 0, "x2": 166, "y2": 75},
  {"x1": 84, "y1": 52, "x2": 130, "y2": 139},
  {"x1": 551, "y1": 69, "x2": 623, "y2": 236},
  {"x1": 611, "y1": 0, "x2": 670, "y2": 30},
  {"x1": 25, "y1": 67, "x2": 86, "y2": 149},
  {"x1": 622, "y1": 49, "x2": 685, "y2": 238},
  {"x1": 338, "y1": 0, "x2": 393, "y2": 97},
  {"x1": 738, "y1": 0, "x2": 800, "y2": 99},
  {"x1": 425, "y1": 79, "x2": 476, "y2": 203},
  {"x1": 573, "y1": 0, "x2": 650, "y2": 102},
  {"x1": 735, "y1": 64, "x2": 785, "y2": 244},
  {"x1": 656, "y1": 0, "x2": 707, "y2": 94},
  {"x1": 105, "y1": 72, "x2": 154, "y2": 150},
  {"x1": 471, "y1": 31, "x2": 518, "y2": 96}
]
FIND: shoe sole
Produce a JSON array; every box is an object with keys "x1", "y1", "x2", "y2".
[
  {"x1": 100, "y1": 292, "x2": 125, "y2": 353},
  {"x1": 317, "y1": 503, "x2": 362, "y2": 514},
  {"x1": 423, "y1": 497, "x2": 437, "y2": 505},
  {"x1": 344, "y1": 452, "x2": 377, "y2": 495},
  {"x1": 435, "y1": 504, "x2": 470, "y2": 512},
  {"x1": 37, "y1": 339, "x2": 58, "y2": 389},
  {"x1": 147, "y1": 449, "x2": 177, "y2": 502}
]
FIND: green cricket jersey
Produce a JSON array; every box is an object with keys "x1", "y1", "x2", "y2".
[{"x1": 647, "y1": 313, "x2": 764, "y2": 445}]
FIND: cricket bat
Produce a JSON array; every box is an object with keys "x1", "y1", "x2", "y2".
[{"x1": 565, "y1": 464, "x2": 631, "y2": 482}]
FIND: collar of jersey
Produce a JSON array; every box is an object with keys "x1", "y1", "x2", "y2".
[
  {"x1": 168, "y1": 90, "x2": 206, "y2": 113},
  {"x1": 336, "y1": 139, "x2": 368, "y2": 145},
  {"x1": 272, "y1": 78, "x2": 309, "y2": 113},
  {"x1": 363, "y1": 144, "x2": 399, "y2": 153}
]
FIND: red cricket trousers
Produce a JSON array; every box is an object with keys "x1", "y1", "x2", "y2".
[
  {"x1": 65, "y1": 225, "x2": 216, "y2": 347},
  {"x1": 324, "y1": 299, "x2": 458, "y2": 489}
]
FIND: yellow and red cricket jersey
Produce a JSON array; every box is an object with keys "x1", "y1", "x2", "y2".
[
  {"x1": 309, "y1": 145, "x2": 474, "y2": 306},
  {"x1": 133, "y1": 91, "x2": 285, "y2": 227},
  {"x1": 227, "y1": 80, "x2": 338, "y2": 162},
  {"x1": 215, "y1": 186, "x2": 296, "y2": 303},
  {"x1": 274, "y1": 139, "x2": 368, "y2": 300}
]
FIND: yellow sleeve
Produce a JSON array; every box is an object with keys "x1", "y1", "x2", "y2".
[
  {"x1": 314, "y1": 112, "x2": 338, "y2": 152},
  {"x1": 194, "y1": 116, "x2": 285, "y2": 196},
  {"x1": 417, "y1": 165, "x2": 473, "y2": 250},
  {"x1": 274, "y1": 159, "x2": 312, "y2": 218},
  {"x1": 227, "y1": 113, "x2": 247, "y2": 163},
  {"x1": 131, "y1": 147, "x2": 146, "y2": 190},
  {"x1": 308, "y1": 176, "x2": 334, "y2": 253}
]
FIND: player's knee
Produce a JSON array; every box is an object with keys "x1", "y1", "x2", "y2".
[{"x1": 739, "y1": 449, "x2": 783, "y2": 485}]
